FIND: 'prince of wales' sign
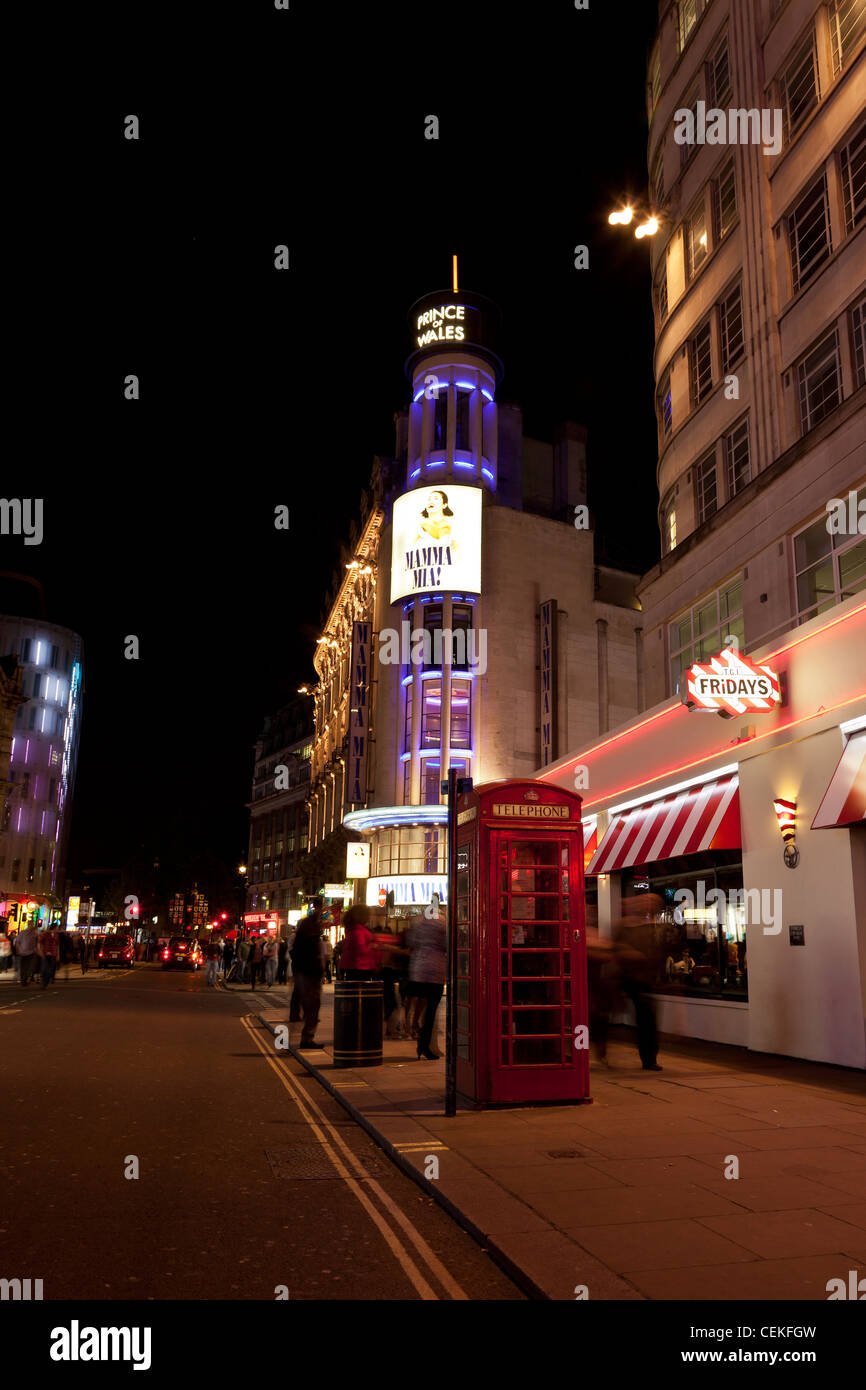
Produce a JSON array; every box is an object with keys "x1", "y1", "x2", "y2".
[{"x1": 683, "y1": 648, "x2": 781, "y2": 718}]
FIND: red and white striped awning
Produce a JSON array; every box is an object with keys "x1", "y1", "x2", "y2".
[
  {"x1": 587, "y1": 775, "x2": 740, "y2": 875},
  {"x1": 812, "y1": 731, "x2": 866, "y2": 829}
]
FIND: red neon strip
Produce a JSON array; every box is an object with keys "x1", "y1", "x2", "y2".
[
  {"x1": 540, "y1": 601, "x2": 866, "y2": 787},
  {"x1": 580, "y1": 691, "x2": 866, "y2": 811}
]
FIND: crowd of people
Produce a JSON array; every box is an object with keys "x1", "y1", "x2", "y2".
[{"x1": 0, "y1": 921, "x2": 64, "y2": 988}]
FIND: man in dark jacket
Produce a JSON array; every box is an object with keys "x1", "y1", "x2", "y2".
[{"x1": 290, "y1": 906, "x2": 325, "y2": 1048}]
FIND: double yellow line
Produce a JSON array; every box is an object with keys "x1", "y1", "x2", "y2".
[{"x1": 240, "y1": 1016, "x2": 467, "y2": 1301}]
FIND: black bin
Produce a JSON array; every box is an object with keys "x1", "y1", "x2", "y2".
[{"x1": 333, "y1": 979, "x2": 383, "y2": 1067}]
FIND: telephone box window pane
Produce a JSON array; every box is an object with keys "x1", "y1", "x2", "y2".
[
  {"x1": 512, "y1": 840, "x2": 558, "y2": 866},
  {"x1": 501, "y1": 1040, "x2": 510, "y2": 1066},
  {"x1": 513, "y1": 1009, "x2": 560, "y2": 1035},
  {"x1": 511, "y1": 866, "x2": 559, "y2": 893},
  {"x1": 515, "y1": 921, "x2": 561, "y2": 947},
  {"x1": 514, "y1": 1039, "x2": 563, "y2": 1065},
  {"x1": 562, "y1": 896, "x2": 570, "y2": 920},
  {"x1": 511, "y1": 951, "x2": 558, "y2": 976},
  {"x1": 457, "y1": 1005, "x2": 470, "y2": 1034},
  {"x1": 501, "y1": 952, "x2": 510, "y2": 977},
  {"x1": 458, "y1": 979, "x2": 469, "y2": 1003},
  {"x1": 500, "y1": 982, "x2": 509, "y2": 1005},
  {"x1": 458, "y1": 951, "x2": 469, "y2": 975},
  {"x1": 513, "y1": 978, "x2": 560, "y2": 1005}
]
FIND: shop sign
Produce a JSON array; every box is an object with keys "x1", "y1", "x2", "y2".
[
  {"x1": 457, "y1": 806, "x2": 477, "y2": 826},
  {"x1": 492, "y1": 803, "x2": 570, "y2": 819},
  {"x1": 324, "y1": 883, "x2": 350, "y2": 899},
  {"x1": 539, "y1": 599, "x2": 557, "y2": 766},
  {"x1": 346, "y1": 621, "x2": 371, "y2": 805},
  {"x1": 244, "y1": 912, "x2": 278, "y2": 924},
  {"x1": 346, "y1": 842, "x2": 371, "y2": 878},
  {"x1": 365, "y1": 875, "x2": 448, "y2": 908},
  {"x1": 683, "y1": 648, "x2": 781, "y2": 718},
  {"x1": 66, "y1": 895, "x2": 80, "y2": 928}
]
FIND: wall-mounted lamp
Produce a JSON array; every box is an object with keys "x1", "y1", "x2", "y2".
[{"x1": 773, "y1": 797, "x2": 799, "y2": 868}]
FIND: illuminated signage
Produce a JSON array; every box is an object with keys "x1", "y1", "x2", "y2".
[
  {"x1": 492, "y1": 803, "x2": 571, "y2": 819},
  {"x1": 346, "y1": 621, "x2": 371, "y2": 805},
  {"x1": 457, "y1": 806, "x2": 477, "y2": 826},
  {"x1": 244, "y1": 912, "x2": 278, "y2": 924},
  {"x1": 365, "y1": 875, "x2": 448, "y2": 908},
  {"x1": 539, "y1": 600, "x2": 557, "y2": 766},
  {"x1": 415, "y1": 302, "x2": 468, "y2": 348},
  {"x1": 683, "y1": 648, "x2": 781, "y2": 718},
  {"x1": 66, "y1": 895, "x2": 80, "y2": 928},
  {"x1": 346, "y1": 842, "x2": 371, "y2": 878},
  {"x1": 390, "y1": 484, "x2": 482, "y2": 603},
  {"x1": 324, "y1": 884, "x2": 351, "y2": 899}
]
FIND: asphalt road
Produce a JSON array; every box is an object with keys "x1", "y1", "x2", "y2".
[{"x1": 0, "y1": 962, "x2": 523, "y2": 1301}]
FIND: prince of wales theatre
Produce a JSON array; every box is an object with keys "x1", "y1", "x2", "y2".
[{"x1": 538, "y1": 595, "x2": 866, "y2": 1071}]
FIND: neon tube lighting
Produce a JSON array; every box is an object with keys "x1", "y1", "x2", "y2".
[
  {"x1": 608, "y1": 763, "x2": 739, "y2": 815},
  {"x1": 481, "y1": 468, "x2": 494, "y2": 482}
]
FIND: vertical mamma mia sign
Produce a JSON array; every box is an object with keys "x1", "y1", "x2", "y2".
[
  {"x1": 346, "y1": 622, "x2": 371, "y2": 805},
  {"x1": 539, "y1": 599, "x2": 557, "y2": 766}
]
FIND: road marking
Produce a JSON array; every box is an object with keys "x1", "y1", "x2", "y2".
[
  {"x1": 241, "y1": 1017, "x2": 467, "y2": 1301},
  {"x1": 393, "y1": 1142, "x2": 449, "y2": 1153}
]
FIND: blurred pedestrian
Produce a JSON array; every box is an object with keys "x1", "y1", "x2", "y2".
[
  {"x1": 80, "y1": 932, "x2": 90, "y2": 974},
  {"x1": 321, "y1": 933, "x2": 333, "y2": 984},
  {"x1": 38, "y1": 924, "x2": 60, "y2": 990},
  {"x1": 277, "y1": 937, "x2": 289, "y2": 985},
  {"x1": 15, "y1": 923, "x2": 38, "y2": 987},
  {"x1": 586, "y1": 925, "x2": 617, "y2": 1066},
  {"x1": 614, "y1": 896, "x2": 663, "y2": 1071},
  {"x1": 249, "y1": 936, "x2": 264, "y2": 990},
  {"x1": 222, "y1": 938, "x2": 234, "y2": 978},
  {"x1": 262, "y1": 934, "x2": 278, "y2": 987},
  {"x1": 204, "y1": 936, "x2": 222, "y2": 986},
  {"x1": 406, "y1": 901, "x2": 446, "y2": 1061},
  {"x1": 340, "y1": 905, "x2": 378, "y2": 981},
  {"x1": 236, "y1": 935, "x2": 251, "y2": 983},
  {"x1": 0, "y1": 923, "x2": 11, "y2": 974},
  {"x1": 290, "y1": 905, "x2": 325, "y2": 1046}
]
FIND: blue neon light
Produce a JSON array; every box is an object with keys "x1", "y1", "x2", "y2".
[
  {"x1": 343, "y1": 805, "x2": 449, "y2": 833},
  {"x1": 454, "y1": 381, "x2": 475, "y2": 390},
  {"x1": 481, "y1": 468, "x2": 494, "y2": 482},
  {"x1": 401, "y1": 674, "x2": 414, "y2": 687},
  {"x1": 427, "y1": 460, "x2": 446, "y2": 469},
  {"x1": 481, "y1": 389, "x2": 493, "y2": 402},
  {"x1": 454, "y1": 461, "x2": 475, "y2": 470},
  {"x1": 409, "y1": 468, "x2": 421, "y2": 481}
]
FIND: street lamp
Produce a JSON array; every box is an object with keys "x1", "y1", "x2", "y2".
[{"x1": 608, "y1": 200, "x2": 661, "y2": 239}]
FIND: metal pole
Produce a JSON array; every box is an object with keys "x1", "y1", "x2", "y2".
[{"x1": 445, "y1": 766, "x2": 459, "y2": 1117}]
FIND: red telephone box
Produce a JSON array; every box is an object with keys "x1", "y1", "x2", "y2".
[{"x1": 454, "y1": 780, "x2": 589, "y2": 1107}]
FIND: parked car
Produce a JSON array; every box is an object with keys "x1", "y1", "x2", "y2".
[
  {"x1": 97, "y1": 933, "x2": 135, "y2": 968},
  {"x1": 161, "y1": 936, "x2": 203, "y2": 970}
]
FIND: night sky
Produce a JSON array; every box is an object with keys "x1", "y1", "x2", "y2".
[{"x1": 6, "y1": 3, "x2": 661, "y2": 881}]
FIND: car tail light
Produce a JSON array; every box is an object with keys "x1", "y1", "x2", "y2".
[
  {"x1": 98, "y1": 951, "x2": 104, "y2": 958},
  {"x1": 125, "y1": 951, "x2": 132, "y2": 958},
  {"x1": 162, "y1": 950, "x2": 169, "y2": 959}
]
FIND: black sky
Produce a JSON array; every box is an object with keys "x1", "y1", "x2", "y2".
[{"x1": 7, "y1": 2, "x2": 661, "y2": 880}]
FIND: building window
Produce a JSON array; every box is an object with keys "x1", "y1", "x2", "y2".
[
  {"x1": 450, "y1": 604, "x2": 473, "y2": 666},
  {"x1": 686, "y1": 200, "x2": 708, "y2": 279},
  {"x1": 678, "y1": 0, "x2": 699, "y2": 53},
  {"x1": 695, "y1": 450, "x2": 718, "y2": 524},
  {"x1": 706, "y1": 35, "x2": 731, "y2": 108},
  {"x1": 656, "y1": 262, "x2": 668, "y2": 324},
  {"x1": 829, "y1": 0, "x2": 866, "y2": 75},
  {"x1": 649, "y1": 45, "x2": 661, "y2": 115},
  {"x1": 779, "y1": 28, "x2": 820, "y2": 144},
  {"x1": 794, "y1": 489, "x2": 866, "y2": 623},
  {"x1": 423, "y1": 603, "x2": 443, "y2": 669},
  {"x1": 652, "y1": 150, "x2": 665, "y2": 209},
  {"x1": 433, "y1": 388, "x2": 448, "y2": 450},
  {"x1": 689, "y1": 320, "x2": 713, "y2": 407},
  {"x1": 423, "y1": 760, "x2": 442, "y2": 805},
  {"x1": 663, "y1": 494, "x2": 677, "y2": 554},
  {"x1": 669, "y1": 579, "x2": 744, "y2": 694},
  {"x1": 788, "y1": 173, "x2": 832, "y2": 294},
  {"x1": 712, "y1": 158, "x2": 737, "y2": 242},
  {"x1": 455, "y1": 387, "x2": 471, "y2": 450},
  {"x1": 450, "y1": 679, "x2": 472, "y2": 749},
  {"x1": 840, "y1": 121, "x2": 865, "y2": 233},
  {"x1": 797, "y1": 327, "x2": 842, "y2": 434},
  {"x1": 20, "y1": 638, "x2": 31, "y2": 662},
  {"x1": 724, "y1": 417, "x2": 751, "y2": 497},
  {"x1": 421, "y1": 681, "x2": 442, "y2": 747},
  {"x1": 680, "y1": 93, "x2": 699, "y2": 167},
  {"x1": 852, "y1": 296, "x2": 866, "y2": 388},
  {"x1": 403, "y1": 760, "x2": 412, "y2": 804},
  {"x1": 11, "y1": 858, "x2": 20, "y2": 883},
  {"x1": 719, "y1": 282, "x2": 745, "y2": 373},
  {"x1": 403, "y1": 681, "x2": 413, "y2": 753},
  {"x1": 658, "y1": 367, "x2": 673, "y2": 441}
]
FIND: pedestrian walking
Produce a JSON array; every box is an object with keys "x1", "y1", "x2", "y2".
[
  {"x1": 249, "y1": 936, "x2": 264, "y2": 990},
  {"x1": 37, "y1": 925, "x2": 60, "y2": 989},
  {"x1": 586, "y1": 924, "x2": 617, "y2": 1066},
  {"x1": 79, "y1": 932, "x2": 90, "y2": 974},
  {"x1": 613, "y1": 896, "x2": 663, "y2": 1071},
  {"x1": 0, "y1": 923, "x2": 11, "y2": 974},
  {"x1": 204, "y1": 937, "x2": 222, "y2": 986},
  {"x1": 236, "y1": 935, "x2": 251, "y2": 983},
  {"x1": 321, "y1": 933, "x2": 333, "y2": 984},
  {"x1": 262, "y1": 935, "x2": 278, "y2": 988},
  {"x1": 406, "y1": 901, "x2": 446, "y2": 1061},
  {"x1": 339, "y1": 905, "x2": 378, "y2": 981},
  {"x1": 277, "y1": 937, "x2": 288, "y2": 985},
  {"x1": 290, "y1": 905, "x2": 325, "y2": 1047},
  {"x1": 222, "y1": 938, "x2": 234, "y2": 979},
  {"x1": 15, "y1": 922, "x2": 38, "y2": 988}
]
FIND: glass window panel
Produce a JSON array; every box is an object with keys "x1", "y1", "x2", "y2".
[
  {"x1": 512, "y1": 1009, "x2": 561, "y2": 1036},
  {"x1": 794, "y1": 517, "x2": 832, "y2": 571},
  {"x1": 839, "y1": 539, "x2": 866, "y2": 597},
  {"x1": 713, "y1": 159, "x2": 737, "y2": 241},
  {"x1": 513, "y1": 1038, "x2": 563, "y2": 1065},
  {"x1": 797, "y1": 559, "x2": 836, "y2": 617},
  {"x1": 450, "y1": 678, "x2": 472, "y2": 747},
  {"x1": 789, "y1": 174, "x2": 832, "y2": 293},
  {"x1": 695, "y1": 597, "x2": 718, "y2": 634},
  {"x1": 840, "y1": 122, "x2": 866, "y2": 232}
]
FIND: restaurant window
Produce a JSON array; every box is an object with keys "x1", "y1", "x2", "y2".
[
  {"x1": 680, "y1": 93, "x2": 699, "y2": 167},
  {"x1": 649, "y1": 45, "x2": 661, "y2": 116},
  {"x1": 450, "y1": 680, "x2": 472, "y2": 749},
  {"x1": 669, "y1": 578, "x2": 744, "y2": 694},
  {"x1": 840, "y1": 121, "x2": 866, "y2": 234},
  {"x1": 794, "y1": 489, "x2": 866, "y2": 623},
  {"x1": 623, "y1": 858, "x2": 747, "y2": 1000},
  {"x1": 652, "y1": 149, "x2": 665, "y2": 209},
  {"x1": 421, "y1": 681, "x2": 442, "y2": 747},
  {"x1": 678, "y1": 0, "x2": 699, "y2": 54},
  {"x1": 713, "y1": 158, "x2": 737, "y2": 242},
  {"x1": 788, "y1": 172, "x2": 832, "y2": 295},
  {"x1": 663, "y1": 494, "x2": 677, "y2": 554},
  {"x1": 779, "y1": 27, "x2": 819, "y2": 144},
  {"x1": 797, "y1": 327, "x2": 842, "y2": 434},
  {"x1": 655, "y1": 261, "x2": 668, "y2": 325}
]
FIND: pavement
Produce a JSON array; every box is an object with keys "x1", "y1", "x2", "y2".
[{"x1": 219, "y1": 974, "x2": 866, "y2": 1301}]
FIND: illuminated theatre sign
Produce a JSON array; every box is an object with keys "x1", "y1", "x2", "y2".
[
  {"x1": 390, "y1": 483, "x2": 482, "y2": 602},
  {"x1": 415, "y1": 302, "x2": 468, "y2": 348},
  {"x1": 683, "y1": 647, "x2": 782, "y2": 718}
]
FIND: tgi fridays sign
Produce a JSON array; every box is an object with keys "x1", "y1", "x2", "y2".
[{"x1": 683, "y1": 647, "x2": 782, "y2": 718}]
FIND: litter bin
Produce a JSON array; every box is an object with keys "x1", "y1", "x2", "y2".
[{"x1": 333, "y1": 979, "x2": 383, "y2": 1067}]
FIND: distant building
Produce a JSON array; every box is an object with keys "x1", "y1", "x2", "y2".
[
  {"x1": 246, "y1": 697, "x2": 313, "y2": 931},
  {"x1": 0, "y1": 582, "x2": 84, "y2": 927}
]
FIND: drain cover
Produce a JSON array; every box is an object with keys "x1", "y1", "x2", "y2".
[
  {"x1": 265, "y1": 1146, "x2": 389, "y2": 1180},
  {"x1": 546, "y1": 1149, "x2": 583, "y2": 1159}
]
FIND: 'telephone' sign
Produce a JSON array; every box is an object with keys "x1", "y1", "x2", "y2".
[
  {"x1": 415, "y1": 303, "x2": 469, "y2": 349},
  {"x1": 683, "y1": 648, "x2": 782, "y2": 718},
  {"x1": 390, "y1": 484, "x2": 482, "y2": 602}
]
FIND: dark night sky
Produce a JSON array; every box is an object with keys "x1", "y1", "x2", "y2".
[{"x1": 6, "y1": 2, "x2": 661, "y2": 881}]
